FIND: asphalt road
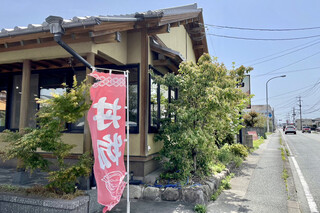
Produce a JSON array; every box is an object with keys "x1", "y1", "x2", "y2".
[{"x1": 283, "y1": 131, "x2": 320, "y2": 213}]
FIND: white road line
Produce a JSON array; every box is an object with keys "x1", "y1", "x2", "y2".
[{"x1": 284, "y1": 135, "x2": 319, "y2": 213}]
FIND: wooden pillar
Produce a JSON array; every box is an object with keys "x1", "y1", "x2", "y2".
[
  {"x1": 19, "y1": 60, "x2": 31, "y2": 131},
  {"x1": 16, "y1": 59, "x2": 31, "y2": 170},
  {"x1": 83, "y1": 52, "x2": 95, "y2": 154},
  {"x1": 139, "y1": 28, "x2": 149, "y2": 156}
]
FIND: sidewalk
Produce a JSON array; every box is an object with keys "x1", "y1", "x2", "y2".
[
  {"x1": 207, "y1": 132, "x2": 288, "y2": 213},
  {"x1": 0, "y1": 133, "x2": 288, "y2": 213}
]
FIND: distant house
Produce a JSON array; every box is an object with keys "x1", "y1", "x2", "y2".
[{"x1": 0, "y1": 4, "x2": 208, "y2": 178}]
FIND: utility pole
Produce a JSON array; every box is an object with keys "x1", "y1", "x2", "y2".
[
  {"x1": 292, "y1": 107, "x2": 296, "y2": 125},
  {"x1": 298, "y1": 96, "x2": 302, "y2": 130}
]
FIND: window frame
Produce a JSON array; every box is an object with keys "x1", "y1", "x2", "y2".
[
  {"x1": 0, "y1": 74, "x2": 11, "y2": 132},
  {"x1": 0, "y1": 63, "x2": 140, "y2": 134},
  {"x1": 94, "y1": 64, "x2": 140, "y2": 134},
  {"x1": 148, "y1": 66, "x2": 178, "y2": 133}
]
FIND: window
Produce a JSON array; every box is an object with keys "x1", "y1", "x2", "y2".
[
  {"x1": 10, "y1": 74, "x2": 39, "y2": 129},
  {"x1": 3, "y1": 64, "x2": 139, "y2": 133},
  {"x1": 39, "y1": 69, "x2": 86, "y2": 133},
  {"x1": 149, "y1": 66, "x2": 176, "y2": 133},
  {"x1": 0, "y1": 76, "x2": 8, "y2": 131},
  {"x1": 95, "y1": 64, "x2": 139, "y2": 133},
  {"x1": 150, "y1": 77, "x2": 159, "y2": 131},
  {"x1": 70, "y1": 70, "x2": 86, "y2": 131}
]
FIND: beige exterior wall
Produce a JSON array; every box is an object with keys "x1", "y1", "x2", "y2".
[
  {"x1": 93, "y1": 32, "x2": 128, "y2": 65},
  {"x1": 125, "y1": 134, "x2": 141, "y2": 156},
  {"x1": 127, "y1": 31, "x2": 141, "y2": 64},
  {"x1": 147, "y1": 134, "x2": 163, "y2": 155},
  {"x1": 0, "y1": 42, "x2": 93, "y2": 64},
  {"x1": 157, "y1": 26, "x2": 196, "y2": 62}
]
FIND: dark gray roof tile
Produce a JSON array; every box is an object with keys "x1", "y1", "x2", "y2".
[{"x1": 0, "y1": 4, "x2": 201, "y2": 39}]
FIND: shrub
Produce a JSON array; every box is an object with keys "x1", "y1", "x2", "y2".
[
  {"x1": 229, "y1": 144, "x2": 248, "y2": 158},
  {"x1": 194, "y1": 204, "x2": 207, "y2": 213},
  {"x1": 152, "y1": 54, "x2": 252, "y2": 180},
  {"x1": 1, "y1": 77, "x2": 93, "y2": 194}
]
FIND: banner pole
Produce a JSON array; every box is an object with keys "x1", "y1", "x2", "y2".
[{"x1": 126, "y1": 70, "x2": 130, "y2": 213}]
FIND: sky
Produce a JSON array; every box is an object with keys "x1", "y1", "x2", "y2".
[{"x1": 1, "y1": 0, "x2": 320, "y2": 123}]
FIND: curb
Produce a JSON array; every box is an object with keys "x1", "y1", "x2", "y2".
[{"x1": 279, "y1": 130, "x2": 301, "y2": 213}]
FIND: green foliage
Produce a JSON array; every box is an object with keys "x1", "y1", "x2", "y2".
[
  {"x1": 194, "y1": 204, "x2": 207, "y2": 213},
  {"x1": 210, "y1": 162, "x2": 226, "y2": 174},
  {"x1": 1, "y1": 77, "x2": 93, "y2": 194},
  {"x1": 243, "y1": 111, "x2": 266, "y2": 128},
  {"x1": 152, "y1": 54, "x2": 252, "y2": 180},
  {"x1": 229, "y1": 144, "x2": 249, "y2": 158},
  {"x1": 253, "y1": 137, "x2": 265, "y2": 150},
  {"x1": 211, "y1": 173, "x2": 234, "y2": 201}
]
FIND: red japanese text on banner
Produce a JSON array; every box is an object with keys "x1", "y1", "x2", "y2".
[{"x1": 87, "y1": 71, "x2": 127, "y2": 212}]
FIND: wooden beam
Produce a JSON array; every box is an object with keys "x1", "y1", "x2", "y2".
[
  {"x1": 147, "y1": 24, "x2": 170, "y2": 35},
  {"x1": 43, "y1": 60, "x2": 63, "y2": 67},
  {"x1": 153, "y1": 59, "x2": 178, "y2": 73},
  {"x1": 92, "y1": 33, "x2": 118, "y2": 44},
  {"x1": 140, "y1": 28, "x2": 148, "y2": 157},
  {"x1": 32, "y1": 61, "x2": 50, "y2": 69},
  {"x1": 193, "y1": 44, "x2": 204, "y2": 50}
]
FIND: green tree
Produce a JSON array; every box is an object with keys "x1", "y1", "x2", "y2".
[
  {"x1": 243, "y1": 111, "x2": 266, "y2": 128},
  {"x1": 152, "y1": 54, "x2": 252, "y2": 180},
  {"x1": 1, "y1": 77, "x2": 92, "y2": 194}
]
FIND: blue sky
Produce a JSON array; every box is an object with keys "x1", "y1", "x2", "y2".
[{"x1": 1, "y1": 0, "x2": 320, "y2": 123}]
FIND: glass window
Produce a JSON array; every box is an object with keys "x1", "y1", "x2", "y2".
[
  {"x1": 128, "y1": 69, "x2": 139, "y2": 131},
  {"x1": 150, "y1": 77, "x2": 159, "y2": 130},
  {"x1": 149, "y1": 67, "x2": 177, "y2": 132},
  {"x1": 9, "y1": 74, "x2": 39, "y2": 129},
  {"x1": 96, "y1": 65, "x2": 139, "y2": 133},
  {"x1": 0, "y1": 76, "x2": 8, "y2": 131},
  {"x1": 70, "y1": 70, "x2": 86, "y2": 131},
  {"x1": 10, "y1": 75, "x2": 21, "y2": 129},
  {"x1": 160, "y1": 84, "x2": 168, "y2": 119}
]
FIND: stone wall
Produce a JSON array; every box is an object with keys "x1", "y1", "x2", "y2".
[
  {"x1": 0, "y1": 194, "x2": 89, "y2": 213},
  {"x1": 121, "y1": 170, "x2": 230, "y2": 205}
]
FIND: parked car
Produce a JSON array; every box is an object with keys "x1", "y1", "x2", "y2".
[
  {"x1": 316, "y1": 127, "x2": 320, "y2": 132},
  {"x1": 302, "y1": 126, "x2": 311, "y2": 133},
  {"x1": 285, "y1": 125, "x2": 296, "y2": 134}
]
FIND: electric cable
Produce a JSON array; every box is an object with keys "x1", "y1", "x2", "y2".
[
  {"x1": 241, "y1": 38, "x2": 320, "y2": 65},
  {"x1": 207, "y1": 33, "x2": 320, "y2": 41},
  {"x1": 253, "y1": 49, "x2": 320, "y2": 77},
  {"x1": 205, "y1": 24, "x2": 320, "y2": 31}
]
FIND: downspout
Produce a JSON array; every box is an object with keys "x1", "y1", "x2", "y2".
[{"x1": 45, "y1": 16, "x2": 94, "y2": 70}]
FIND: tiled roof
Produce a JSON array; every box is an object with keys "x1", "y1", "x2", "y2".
[{"x1": 0, "y1": 3, "x2": 201, "y2": 38}]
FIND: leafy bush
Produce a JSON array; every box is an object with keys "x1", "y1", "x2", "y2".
[
  {"x1": 194, "y1": 204, "x2": 207, "y2": 213},
  {"x1": 1, "y1": 77, "x2": 93, "y2": 194},
  {"x1": 243, "y1": 111, "x2": 266, "y2": 128},
  {"x1": 229, "y1": 144, "x2": 248, "y2": 158},
  {"x1": 153, "y1": 54, "x2": 252, "y2": 180}
]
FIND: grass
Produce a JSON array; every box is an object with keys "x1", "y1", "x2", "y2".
[
  {"x1": 211, "y1": 173, "x2": 234, "y2": 201},
  {"x1": 253, "y1": 137, "x2": 265, "y2": 150},
  {"x1": 194, "y1": 204, "x2": 207, "y2": 213},
  {"x1": 0, "y1": 184, "x2": 84, "y2": 200},
  {"x1": 265, "y1": 132, "x2": 272, "y2": 136}
]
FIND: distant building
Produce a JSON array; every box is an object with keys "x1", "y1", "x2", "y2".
[{"x1": 295, "y1": 118, "x2": 320, "y2": 130}]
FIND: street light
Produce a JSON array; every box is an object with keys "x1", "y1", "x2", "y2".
[{"x1": 266, "y1": 75, "x2": 286, "y2": 133}]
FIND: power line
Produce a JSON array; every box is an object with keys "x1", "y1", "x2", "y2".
[
  {"x1": 205, "y1": 24, "x2": 320, "y2": 31},
  {"x1": 253, "y1": 49, "x2": 320, "y2": 77},
  {"x1": 241, "y1": 38, "x2": 320, "y2": 65},
  {"x1": 250, "y1": 40, "x2": 320, "y2": 66},
  {"x1": 261, "y1": 66, "x2": 320, "y2": 76},
  {"x1": 207, "y1": 33, "x2": 320, "y2": 41}
]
